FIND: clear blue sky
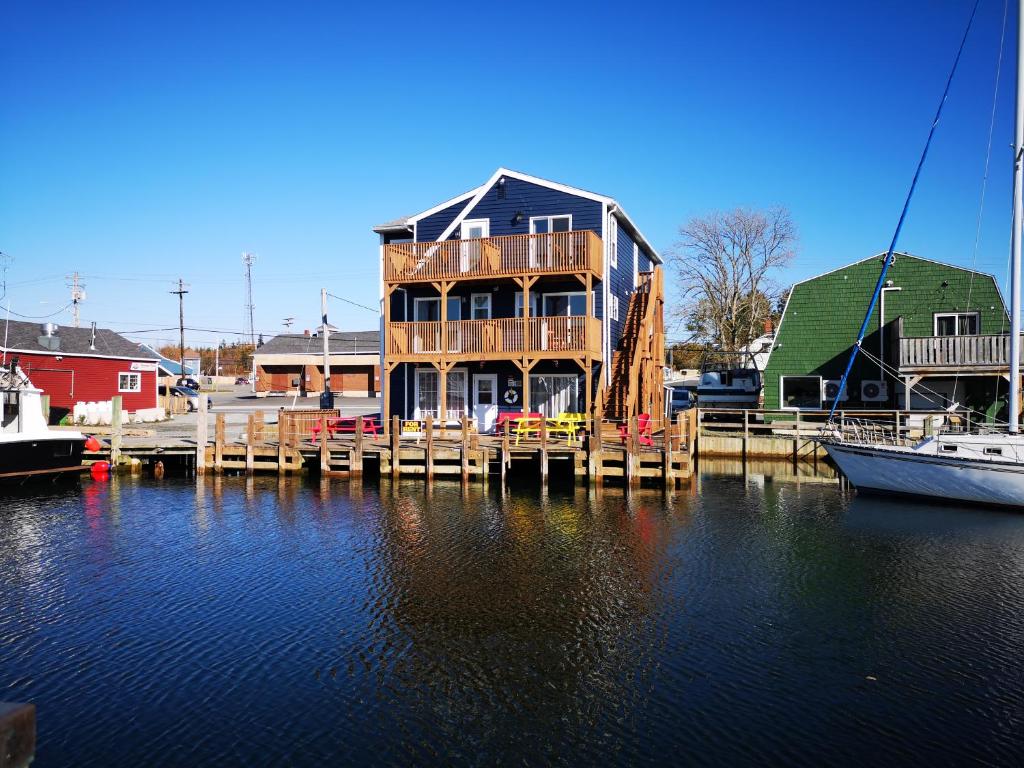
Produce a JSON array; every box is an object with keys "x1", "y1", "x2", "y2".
[{"x1": 0, "y1": 0, "x2": 1016, "y2": 347}]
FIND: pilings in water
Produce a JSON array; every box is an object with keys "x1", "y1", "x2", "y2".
[{"x1": 0, "y1": 701, "x2": 36, "y2": 768}]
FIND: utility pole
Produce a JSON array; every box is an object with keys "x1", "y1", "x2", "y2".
[
  {"x1": 170, "y1": 279, "x2": 189, "y2": 378},
  {"x1": 321, "y1": 288, "x2": 332, "y2": 409},
  {"x1": 66, "y1": 272, "x2": 86, "y2": 328},
  {"x1": 242, "y1": 252, "x2": 256, "y2": 347}
]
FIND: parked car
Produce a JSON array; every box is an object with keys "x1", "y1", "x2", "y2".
[
  {"x1": 669, "y1": 386, "x2": 696, "y2": 415},
  {"x1": 159, "y1": 385, "x2": 212, "y2": 412},
  {"x1": 176, "y1": 376, "x2": 201, "y2": 391},
  {"x1": 234, "y1": 376, "x2": 251, "y2": 385}
]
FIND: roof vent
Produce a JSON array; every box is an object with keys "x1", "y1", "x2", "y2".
[
  {"x1": 40, "y1": 322, "x2": 58, "y2": 337},
  {"x1": 38, "y1": 323, "x2": 61, "y2": 351}
]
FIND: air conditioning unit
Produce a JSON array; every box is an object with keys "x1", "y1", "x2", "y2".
[
  {"x1": 861, "y1": 380, "x2": 889, "y2": 402},
  {"x1": 822, "y1": 379, "x2": 848, "y2": 402}
]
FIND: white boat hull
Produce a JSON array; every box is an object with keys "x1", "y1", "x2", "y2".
[{"x1": 823, "y1": 441, "x2": 1024, "y2": 508}]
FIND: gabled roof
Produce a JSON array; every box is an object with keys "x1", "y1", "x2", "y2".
[
  {"x1": 256, "y1": 331, "x2": 380, "y2": 356},
  {"x1": 790, "y1": 251, "x2": 999, "y2": 289},
  {"x1": 0, "y1": 319, "x2": 160, "y2": 360},
  {"x1": 373, "y1": 167, "x2": 661, "y2": 262},
  {"x1": 140, "y1": 344, "x2": 195, "y2": 375}
]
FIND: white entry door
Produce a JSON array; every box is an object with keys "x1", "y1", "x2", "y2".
[
  {"x1": 460, "y1": 219, "x2": 490, "y2": 272},
  {"x1": 473, "y1": 374, "x2": 498, "y2": 433}
]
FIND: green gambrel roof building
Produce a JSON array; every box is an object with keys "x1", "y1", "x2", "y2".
[{"x1": 763, "y1": 253, "x2": 1011, "y2": 419}]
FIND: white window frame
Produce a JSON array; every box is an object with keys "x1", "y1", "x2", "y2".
[
  {"x1": 515, "y1": 292, "x2": 540, "y2": 318},
  {"x1": 610, "y1": 295, "x2": 620, "y2": 322},
  {"x1": 933, "y1": 311, "x2": 980, "y2": 336},
  {"x1": 460, "y1": 218, "x2": 490, "y2": 239},
  {"x1": 541, "y1": 291, "x2": 587, "y2": 317},
  {"x1": 413, "y1": 366, "x2": 468, "y2": 422},
  {"x1": 528, "y1": 214, "x2": 573, "y2": 234},
  {"x1": 528, "y1": 373, "x2": 581, "y2": 418},
  {"x1": 118, "y1": 372, "x2": 142, "y2": 393},
  {"x1": 780, "y1": 375, "x2": 823, "y2": 411},
  {"x1": 470, "y1": 293, "x2": 492, "y2": 320}
]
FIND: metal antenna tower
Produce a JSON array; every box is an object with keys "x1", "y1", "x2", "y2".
[
  {"x1": 66, "y1": 272, "x2": 87, "y2": 327},
  {"x1": 242, "y1": 252, "x2": 256, "y2": 346},
  {"x1": 0, "y1": 252, "x2": 12, "y2": 303}
]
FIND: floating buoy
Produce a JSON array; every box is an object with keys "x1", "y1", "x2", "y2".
[
  {"x1": 90, "y1": 461, "x2": 111, "y2": 480},
  {"x1": 84, "y1": 435, "x2": 102, "y2": 452},
  {"x1": 153, "y1": 460, "x2": 165, "y2": 479}
]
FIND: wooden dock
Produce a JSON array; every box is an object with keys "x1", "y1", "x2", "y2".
[{"x1": 86, "y1": 405, "x2": 698, "y2": 487}]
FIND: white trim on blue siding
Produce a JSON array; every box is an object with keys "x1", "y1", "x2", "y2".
[{"x1": 406, "y1": 188, "x2": 481, "y2": 225}]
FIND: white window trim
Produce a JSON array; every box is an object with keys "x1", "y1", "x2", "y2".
[
  {"x1": 611, "y1": 295, "x2": 620, "y2": 322},
  {"x1": 118, "y1": 372, "x2": 142, "y2": 393},
  {"x1": 779, "y1": 375, "x2": 823, "y2": 411},
  {"x1": 933, "y1": 311, "x2": 980, "y2": 336},
  {"x1": 528, "y1": 373, "x2": 581, "y2": 417},
  {"x1": 460, "y1": 218, "x2": 490, "y2": 239},
  {"x1": 413, "y1": 366, "x2": 469, "y2": 423},
  {"x1": 528, "y1": 214, "x2": 573, "y2": 234},
  {"x1": 413, "y1": 296, "x2": 461, "y2": 321},
  {"x1": 470, "y1": 293, "x2": 492, "y2": 320},
  {"x1": 515, "y1": 292, "x2": 540, "y2": 318}
]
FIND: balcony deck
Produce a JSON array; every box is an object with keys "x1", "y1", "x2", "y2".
[
  {"x1": 899, "y1": 334, "x2": 1024, "y2": 374},
  {"x1": 384, "y1": 230, "x2": 603, "y2": 284},
  {"x1": 387, "y1": 316, "x2": 601, "y2": 363}
]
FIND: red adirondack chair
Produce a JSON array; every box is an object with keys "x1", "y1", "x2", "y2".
[{"x1": 618, "y1": 413, "x2": 654, "y2": 447}]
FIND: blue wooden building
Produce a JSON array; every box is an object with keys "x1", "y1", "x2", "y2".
[{"x1": 375, "y1": 168, "x2": 665, "y2": 433}]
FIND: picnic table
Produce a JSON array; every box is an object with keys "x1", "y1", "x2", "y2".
[{"x1": 310, "y1": 415, "x2": 381, "y2": 441}]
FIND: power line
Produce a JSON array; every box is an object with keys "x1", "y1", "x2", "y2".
[
  {"x1": 0, "y1": 302, "x2": 73, "y2": 319},
  {"x1": 326, "y1": 292, "x2": 378, "y2": 313}
]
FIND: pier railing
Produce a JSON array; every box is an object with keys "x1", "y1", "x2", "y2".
[
  {"x1": 384, "y1": 230, "x2": 603, "y2": 283},
  {"x1": 697, "y1": 408, "x2": 974, "y2": 442}
]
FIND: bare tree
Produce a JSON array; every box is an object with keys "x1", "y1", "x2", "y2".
[{"x1": 667, "y1": 207, "x2": 796, "y2": 350}]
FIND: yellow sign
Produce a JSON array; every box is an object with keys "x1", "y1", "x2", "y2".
[{"x1": 402, "y1": 420, "x2": 424, "y2": 435}]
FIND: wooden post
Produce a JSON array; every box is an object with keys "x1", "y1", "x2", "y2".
[
  {"x1": 253, "y1": 409, "x2": 265, "y2": 445},
  {"x1": 245, "y1": 412, "x2": 255, "y2": 475},
  {"x1": 460, "y1": 416, "x2": 469, "y2": 482},
  {"x1": 0, "y1": 702, "x2": 35, "y2": 768},
  {"x1": 794, "y1": 409, "x2": 802, "y2": 464},
  {"x1": 214, "y1": 413, "x2": 225, "y2": 473},
  {"x1": 539, "y1": 416, "x2": 548, "y2": 482},
  {"x1": 626, "y1": 414, "x2": 639, "y2": 487},
  {"x1": 501, "y1": 418, "x2": 510, "y2": 484},
  {"x1": 353, "y1": 415, "x2": 364, "y2": 476},
  {"x1": 425, "y1": 417, "x2": 434, "y2": 481},
  {"x1": 196, "y1": 391, "x2": 208, "y2": 475},
  {"x1": 277, "y1": 408, "x2": 287, "y2": 475},
  {"x1": 742, "y1": 409, "x2": 749, "y2": 458},
  {"x1": 320, "y1": 414, "x2": 330, "y2": 475},
  {"x1": 110, "y1": 395, "x2": 123, "y2": 466},
  {"x1": 391, "y1": 415, "x2": 401, "y2": 479}
]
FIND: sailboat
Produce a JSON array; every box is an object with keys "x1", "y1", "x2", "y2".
[{"x1": 821, "y1": 1, "x2": 1024, "y2": 508}]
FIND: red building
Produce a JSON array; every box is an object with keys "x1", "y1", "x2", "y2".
[{"x1": 1, "y1": 320, "x2": 160, "y2": 421}]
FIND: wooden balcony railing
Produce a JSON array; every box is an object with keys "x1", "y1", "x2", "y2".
[
  {"x1": 384, "y1": 230, "x2": 603, "y2": 283},
  {"x1": 899, "y1": 333, "x2": 1024, "y2": 371},
  {"x1": 387, "y1": 316, "x2": 601, "y2": 361}
]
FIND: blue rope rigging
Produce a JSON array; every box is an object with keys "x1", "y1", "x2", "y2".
[{"x1": 828, "y1": 0, "x2": 982, "y2": 421}]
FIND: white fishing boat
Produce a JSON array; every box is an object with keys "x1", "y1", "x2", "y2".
[
  {"x1": 0, "y1": 359, "x2": 89, "y2": 483},
  {"x1": 821, "y1": 1, "x2": 1024, "y2": 508}
]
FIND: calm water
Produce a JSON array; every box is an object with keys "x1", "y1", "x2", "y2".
[{"x1": 2, "y1": 469, "x2": 1023, "y2": 766}]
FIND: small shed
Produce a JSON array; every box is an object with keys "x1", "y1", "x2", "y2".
[{"x1": 253, "y1": 330, "x2": 380, "y2": 398}]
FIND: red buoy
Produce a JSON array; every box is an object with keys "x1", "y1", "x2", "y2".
[
  {"x1": 90, "y1": 461, "x2": 111, "y2": 480},
  {"x1": 84, "y1": 436, "x2": 102, "y2": 452}
]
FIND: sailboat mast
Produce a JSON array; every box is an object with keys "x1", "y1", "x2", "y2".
[{"x1": 1010, "y1": 0, "x2": 1023, "y2": 433}]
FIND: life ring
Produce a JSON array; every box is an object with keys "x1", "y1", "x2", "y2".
[{"x1": 503, "y1": 388, "x2": 519, "y2": 405}]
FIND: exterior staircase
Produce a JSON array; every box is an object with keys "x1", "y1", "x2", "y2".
[{"x1": 602, "y1": 267, "x2": 666, "y2": 426}]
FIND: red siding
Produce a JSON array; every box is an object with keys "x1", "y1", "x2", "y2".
[{"x1": 14, "y1": 352, "x2": 158, "y2": 412}]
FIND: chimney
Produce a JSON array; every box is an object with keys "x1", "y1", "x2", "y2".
[
  {"x1": 37, "y1": 323, "x2": 60, "y2": 351},
  {"x1": 304, "y1": 329, "x2": 310, "y2": 337}
]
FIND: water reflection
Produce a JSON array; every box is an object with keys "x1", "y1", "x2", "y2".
[{"x1": 0, "y1": 474, "x2": 1022, "y2": 766}]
